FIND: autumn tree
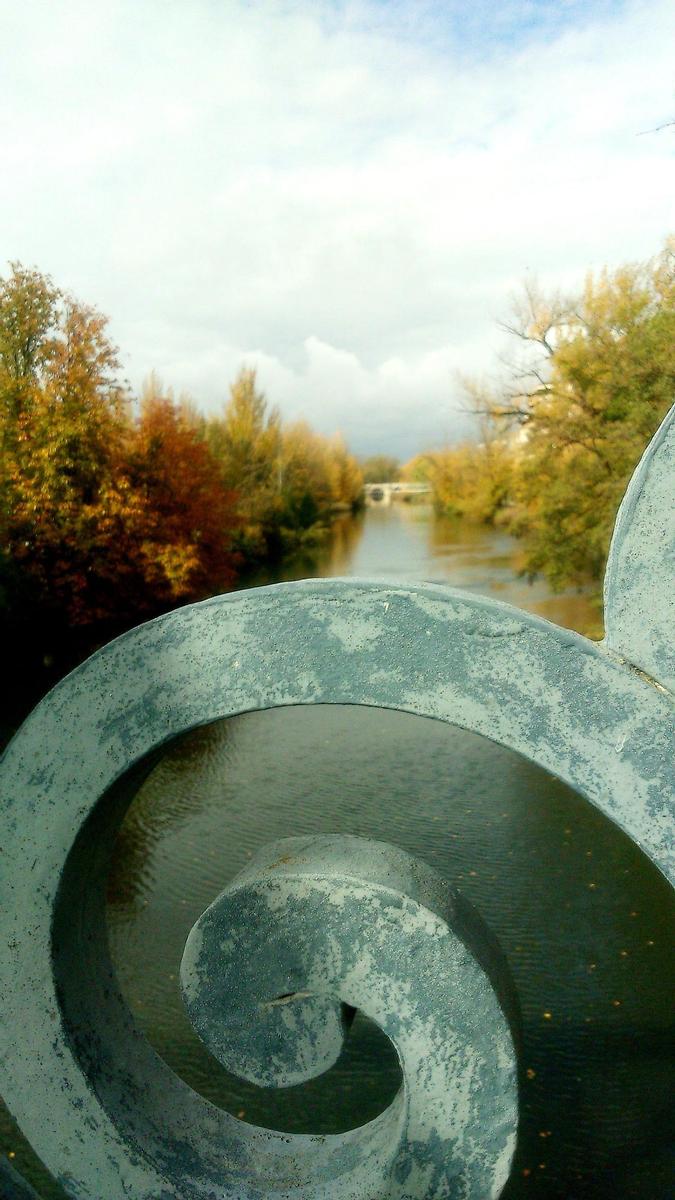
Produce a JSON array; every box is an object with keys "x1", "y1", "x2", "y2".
[
  {"x1": 127, "y1": 384, "x2": 239, "y2": 603},
  {"x1": 0, "y1": 267, "x2": 241, "y2": 697},
  {"x1": 207, "y1": 368, "x2": 282, "y2": 525},
  {"x1": 324, "y1": 434, "x2": 363, "y2": 509},
  {"x1": 206, "y1": 367, "x2": 363, "y2": 559},
  {"x1": 279, "y1": 420, "x2": 332, "y2": 529},
  {"x1": 0, "y1": 265, "x2": 134, "y2": 630},
  {"x1": 494, "y1": 241, "x2": 675, "y2": 587},
  {"x1": 275, "y1": 425, "x2": 361, "y2": 530},
  {"x1": 403, "y1": 440, "x2": 514, "y2": 524},
  {"x1": 361, "y1": 454, "x2": 400, "y2": 483},
  {"x1": 0, "y1": 263, "x2": 364, "y2": 716},
  {"x1": 0, "y1": 264, "x2": 60, "y2": 425}
]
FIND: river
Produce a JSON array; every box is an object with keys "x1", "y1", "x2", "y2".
[
  {"x1": 248, "y1": 502, "x2": 600, "y2": 636},
  {"x1": 2, "y1": 504, "x2": 673, "y2": 1199}
]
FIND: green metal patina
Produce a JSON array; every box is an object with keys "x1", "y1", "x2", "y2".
[
  {"x1": 0, "y1": 407, "x2": 673, "y2": 1198},
  {"x1": 180, "y1": 835, "x2": 519, "y2": 1198}
]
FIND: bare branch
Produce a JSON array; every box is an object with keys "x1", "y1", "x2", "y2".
[{"x1": 637, "y1": 119, "x2": 675, "y2": 136}]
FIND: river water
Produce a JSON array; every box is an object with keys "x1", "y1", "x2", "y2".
[
  {"x1": 3, "y1": 505, "x2": 673, "y2": 1199},
  {"x1": 248, "y1": 503, "x2": 601, "y2": 636}
]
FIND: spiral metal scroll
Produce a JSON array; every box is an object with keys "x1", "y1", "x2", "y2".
[
  {"x1": 0, "y1": 406, "x2": 673, "y2": 1198},
  {"x1": 180, "y1": 834, "x2": 518, "y2": 1198}
]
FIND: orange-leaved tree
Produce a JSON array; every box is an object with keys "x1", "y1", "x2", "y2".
[
  {"x1": 0, "y1": 267, "x2": 240, "y2": 663},
  {"x1": 127, "y1": 379, "x2": 240, "y2": 604}
]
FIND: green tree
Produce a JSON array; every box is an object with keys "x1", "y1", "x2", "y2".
[
  {"x1": 468, "y1": 240, "x2": 675, "y2": 588},
  {"x1": 207, "y1": 368, "x2": 282, "y2": 540},
  {"x1": 0, "y1": 263, "x2": 59, "y2": 424},
  {"x1": 206, "y1": 369, "x2": 364, "y2": 560},
  {"x1": 0, "y1": 267, "x2": 131, "y2": 625}
]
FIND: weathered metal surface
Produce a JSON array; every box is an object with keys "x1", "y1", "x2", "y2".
[
  {"x1": 181, "y1": 835, "x2": 518, "y2": 1198},
  {"x1": 604, "y1": 404, "x2": 675, "y2": 692},
  {"x1": 0, "y1": 406, "x2": 673, "y2": 1198}
]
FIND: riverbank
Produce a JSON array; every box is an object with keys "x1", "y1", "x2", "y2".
[{"x1": 1, "y1": 503, "x2": 602, "y2": 752}]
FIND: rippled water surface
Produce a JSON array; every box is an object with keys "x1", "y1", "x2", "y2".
[{"x1": 3, "y1": 505, "x2": 673, "y2": 1199}]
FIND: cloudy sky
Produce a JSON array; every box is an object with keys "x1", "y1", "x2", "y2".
[{"x1": 1, "y1": 0, "x2": 673, "y2": 458}]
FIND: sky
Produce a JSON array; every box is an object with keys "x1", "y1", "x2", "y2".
[{"x1": 1, "y1": 0, "x2": 673, "y2": 459}]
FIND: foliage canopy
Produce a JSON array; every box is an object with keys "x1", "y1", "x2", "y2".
[
  {"x1": 411, "y1": 239, "x2": 675, "y2": 592},
  {"x1": 0, "y1": 267, "x2": 362, "y2": 717}
]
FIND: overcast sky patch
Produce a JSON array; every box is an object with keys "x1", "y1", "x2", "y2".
[{"x1": 1, "y1": 0, "x2": 673, "y2": 457}]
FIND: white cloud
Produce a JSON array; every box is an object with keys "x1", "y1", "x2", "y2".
[{"x1": 0, "y1": 0, "x2": 673, "y2": 457}]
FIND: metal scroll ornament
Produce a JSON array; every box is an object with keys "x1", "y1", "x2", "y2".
[{"x1": 1, "y1": 407, "x2": 673, "y2": 1198}]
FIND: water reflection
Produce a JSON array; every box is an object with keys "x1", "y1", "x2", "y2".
[
  {"x1": 250, "y1": 503, "x2": 601, "y2": 637},
  {"x1": 323, "y1": 509, "x2": 367, "y2": 573}
]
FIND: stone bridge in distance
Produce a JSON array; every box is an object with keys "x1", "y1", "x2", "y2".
[{"x1": 363, "y1": 481, "x2": 430, "y2": 506}]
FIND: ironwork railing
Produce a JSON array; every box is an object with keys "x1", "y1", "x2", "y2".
[{"x1": 1, "y1": 407, "x2": 673, "y2": 1199}]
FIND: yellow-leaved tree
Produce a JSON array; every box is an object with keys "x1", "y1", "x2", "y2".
[{"x1": 496, "y1": 240, "x2": 675, "y2": 587}]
